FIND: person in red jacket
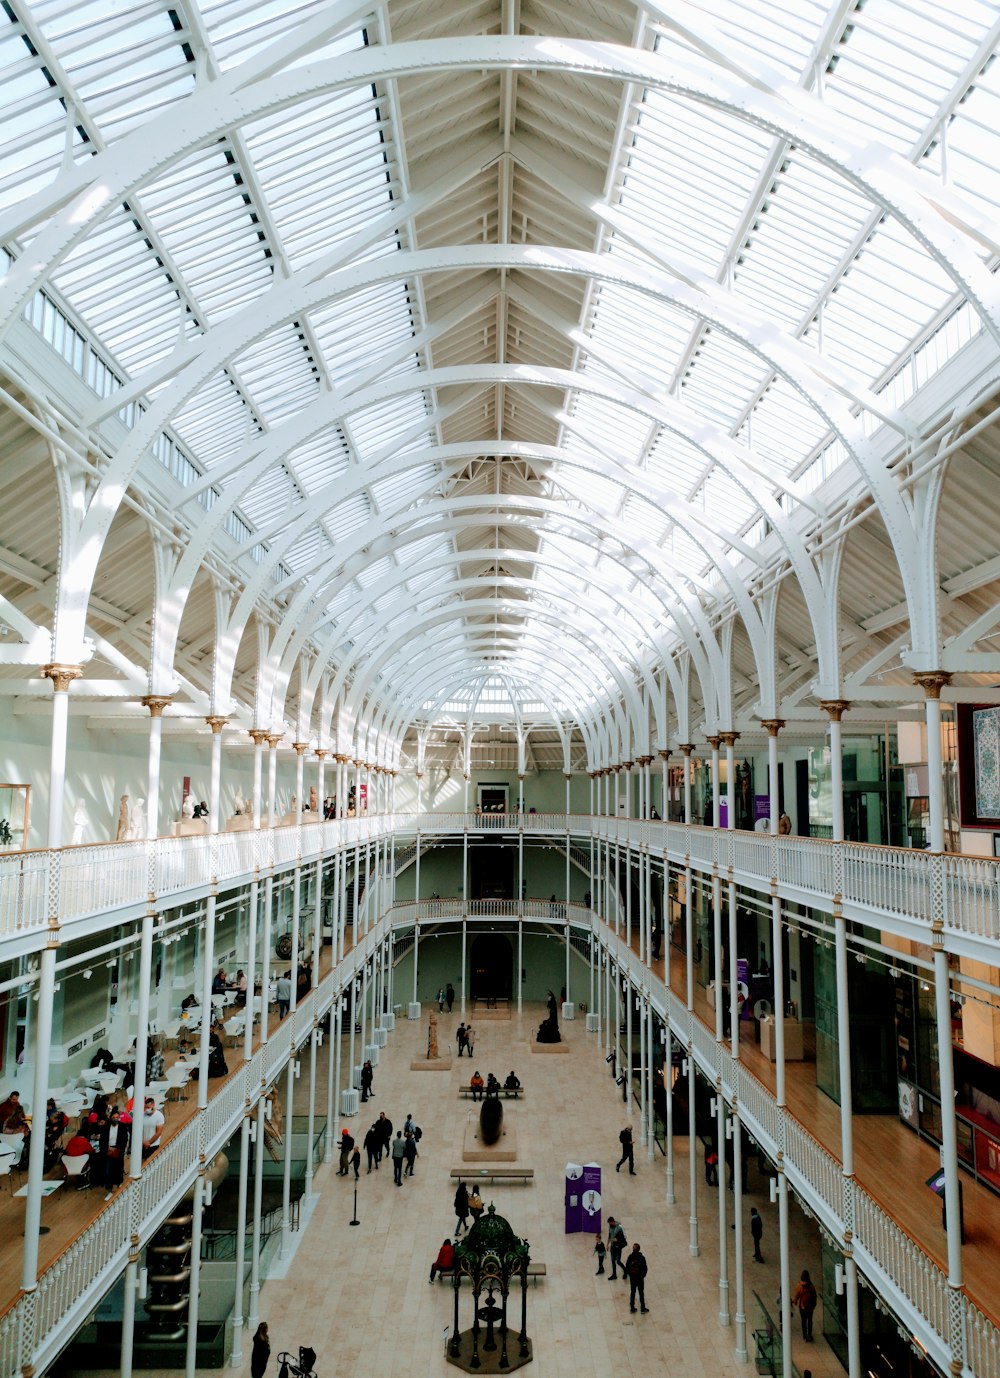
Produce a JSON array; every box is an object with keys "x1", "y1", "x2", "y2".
[
  {"x1": 429, "y1": 1238, "x2": 455, "y2": 1283},
  {"x1": 64, "y1": 1120, "x2": 95, "y2": 1157}
]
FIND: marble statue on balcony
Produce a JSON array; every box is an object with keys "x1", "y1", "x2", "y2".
[
  {"x1": 71, "y1": 800, "x2": 89, "y2": 846},
  {"x1": 115, "y1": 793, "x2": 129, "y2": 842},
  {"x1": 129, "y1": 798, "x2": 145, "y2": 841},
  {"x1": 309, "y1": 785, "x2": 317, "y2": 813},
  {"x1": 181, "y1": 795, "x2": 195, "y2": 821}
]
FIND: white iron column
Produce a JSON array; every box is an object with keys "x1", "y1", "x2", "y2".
[
  {"x1": 142, "y1": 695, "x2": 171, "y2": 838},
  {"x1": 760, "y1": 721, "x2": 784, "y2": 834},
  {"x1": 185, "y1": 883, "x2": 217, "y2": 1378},
  {"x1": 267, "y1": 733, "x2": 282, "y2": 823},
  {"x1": 728, "y1": 872, "x2": 747, "y2": 1361},
  {"x1": 206, "y1": 716, "x2": 228, "y2": 833},
  {"x1": 820, "y1": 701, "x2": 851, "y2": 846},
  {"x1": 707, "y1": 736, "x2": 721, "y2": 829},
  {"x1": 249, "y1": 729, "x2": 267, "y2": 828},
  {"x1": 685, "y1": 862, "x2": 699, "y2": 1257},
  {"x1": 914, "y1": 673, "x2": 952, "y2": 853},
  {"x1": 231, "y1": 876, "x2": 259, "y2": 1368},
  {"x1": 771, "y1": 886, "x2": 792, "y2": 1378},
  {"x1": 247, "y1": 1094, "x2": 267, "y2": 1328},
  {"x1": 119, "y1": 904, "x2": 155, "y2": 1378},
  {"x1": 834, "y1": 905, "x2": 861, "y2": 1378},
  {"x1": 721, "y1": 732, "x2": 738, "y2": 831},
  {"x1": 22, "y1": 664, "x2": 81, "y2": 1300},
  {"x1": 664, "y1": 858, "x2": 675, "y2": 1205},
  {"x1": 680, "y1": 745, "x2": 694, "y2": 828},
  {"x1": 713, "y1": 868, "x2": 730, "y2": 1325},
  {"x1": 280, "y1": 863, "x2": 302, "y2": 1257}
]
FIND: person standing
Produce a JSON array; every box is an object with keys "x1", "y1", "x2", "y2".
[
  {"x1": 607, "y1": 1216, "x2": 627, "y2": 1279},
  {"x1": 364, "y1": 1123, "x2": 379, "y2": 1173},
  {"x1": 250, "y1": 1321, "x2": 270, "y2": 1378},
  {"x1": 616, "y1": 1124, "x2": 635, "y2": 1174},
  {"x1": 275, "y1": 972, "x2": 291, "y2": 1020},
  {"x1": 750, "y1": 1206, "x2": 764, "y2": 1262},
  {"x1": 456, "y1": 1023, "x2": 468, "y2": 1057},
  {"x1": 99, "y1": 1108, "x2": 130, "y2": 1200},
  {"x1": 792, "y1": 1269, "x2": 817, "y2": 1340},
  {"x1": 360, "y1": 1059, "x2": 374, "y2": 1102},
  {"x1": 454, "y1": 1180, "x2": 470, "y2": 1235},
  {"x1": 446, "y1": 982, "x2": 455, "y2": 1013},
  {"x1": 437, "y1": 987, "x2": 445, "y2": 1012},
  {"x1": 468, "y1": 1188, "x2": 484, "y2": 1223},
  {"x1": 624, "y1": 1242, "x2": 649, "y2": 1313},
  {"x1": 140, "y1": 1097, "x2": 164, "y2": 1159},
  {"x1": 338, "y1": 1128, "x2": 354, "y2": 1176},
  {"x1": 351, "y1": 1144, "x2": 361, "y2": 1179},
  {"x1": 594, "y1": 1234, "x2": 606, "y2": 1274},
  {"x1": 705, "y1": 1139, "x2": 719, "y2": 1186},
  {"x1": 391, "y1": 1130, "x2": 406, "y2": 1185},
  {"x1": 403, "y1": 1129, "x2": 418, "y2": 1176},
  {"x1": 375, "y1": 1111, "x2": 392, "y2": 1165}
]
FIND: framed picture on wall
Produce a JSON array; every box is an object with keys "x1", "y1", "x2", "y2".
[
  {"x1": 956, "y1": 704, "x2": 1000, "y2": 828},
  {"x1": 993, "y1": 834, "x2": 1000, "y2": 858}
]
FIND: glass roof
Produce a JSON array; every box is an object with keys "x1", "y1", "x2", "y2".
[{"x1": 2, "y1": 0, "x2": 999, "y2": 733}]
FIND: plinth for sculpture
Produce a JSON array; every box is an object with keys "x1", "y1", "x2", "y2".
[{"x1": 411, "y1": 1008, "x2": 452, "y2": 1070}]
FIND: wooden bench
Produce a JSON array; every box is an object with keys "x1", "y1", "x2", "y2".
[
  {"x1": 439, "y1": 1262, "x2": 546, "y2": 1287},
  {"x1": 449, "y1": 1166, "x2": 534, "y2": 1185},
  {"x1": 458, "y1": 1087, "x2": 525, "y2": 1099}
]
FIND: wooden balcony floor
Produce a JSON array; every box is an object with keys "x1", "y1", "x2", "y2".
[
  {"x1": 0, "y1": 932, "x2": 350, "y2": 1320},
  {"x1": 633, "y1": 931, "x2": 1000, "y2": 1325}
]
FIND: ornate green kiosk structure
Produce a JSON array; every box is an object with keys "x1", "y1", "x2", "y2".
[{"x1": 447, "y1": 1205, "x2": 532, "y2": 1371}]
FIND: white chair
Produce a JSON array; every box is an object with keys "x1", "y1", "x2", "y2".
[
  {"x1": 94, "y1": 1072, "x2": 120, "y2": 1096},
  {"x1": 222, "y1": 1015, "x2": 245, "y2": 1047},
  {"x1": 165, "y1": 1064, "x2": 190, "y2": 1101},
  {"x1": 0, "y1": 1133, "x2": 24, "y2": 1158},
  {"x1": 0, "y1": 1157, "x2": 13, "y2": 1195},
  {"x1": 61, "y1": 1153, "x2": 91, "y2": 1190}
]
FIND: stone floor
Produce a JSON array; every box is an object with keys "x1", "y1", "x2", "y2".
[{"x1": 92, "y1": 1002, "x2": 844, "y2": 1377}]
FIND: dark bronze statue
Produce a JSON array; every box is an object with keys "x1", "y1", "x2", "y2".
[
  {"x1": 480, "y1": 1096, "x2": 503, "y2": 1145},
  {"x1": 536, "y1": 989, "x2": 561, "y2": 1043}
]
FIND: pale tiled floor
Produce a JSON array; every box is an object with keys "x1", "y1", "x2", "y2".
[{"x1": 94, "y1": 1003, "x2": 842, "y2": 1377}]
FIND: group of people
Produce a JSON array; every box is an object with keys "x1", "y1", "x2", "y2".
[
  {"x1": 455, "y1": 1022, "x2": 475, "y2": 1057},
  {"x1": 594, "y1": 1217, "x2": 649, "y2": 1314},
  {"x1": 435, "y1": 983, "x2": 456, "y2": 1012},
  {"x1": 348, "y1": 1110, "x2": 423, "y2": 1185},
  {"x1": 468, "y1": 1070, "x2": 520, "y2": 1100}
]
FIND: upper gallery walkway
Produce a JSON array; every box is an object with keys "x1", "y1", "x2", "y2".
[{"x1": 2, "y1": 812, "x2": 998, "y2": 961}]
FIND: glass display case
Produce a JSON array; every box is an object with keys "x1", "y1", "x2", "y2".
[{"x1": 0, "y1": 784, "x2": 30, "y2": 851}]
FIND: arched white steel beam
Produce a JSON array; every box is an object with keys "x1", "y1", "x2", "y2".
[
  {"x1": 256, "y1": 494, "x2": 722, "y2": 726},
  {"x1": 3, "y1": 37, "x2": 996, "y2": 343},
  {"x1": 2, "y1": 40, "x2": 987, "y2": 656},
  {"x1": 339, "y1": 594, "x2": 646, "y2": 730}
]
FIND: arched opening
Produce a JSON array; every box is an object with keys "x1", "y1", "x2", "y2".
[{"x1": 469, "y1": 933, "x2": 513, "y2": 1003}]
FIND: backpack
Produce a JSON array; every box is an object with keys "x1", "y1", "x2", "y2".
[
  {"x1": 613, "y1": 1223, "x2": 626, "y2": 1248},
  {"x1": 619, "y1": 1128, "x2": 630, "y2": 1146},
  {"x1": 414, "y1": 1125, "x2": 422, "y2": 1142}
]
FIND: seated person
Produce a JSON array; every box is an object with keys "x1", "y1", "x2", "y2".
[
  {"x1": 44, "y1": 1099, "x2": 68, "y2": 1145},
  {"x1": 503, "y1": 1070, "x2": 521, "y2": 1095},
  {"x1": 429, "y1": 1238, "x2": 455, "y2": 1283},
  {"x1": 0, "y1": 1090, "x2": 22, "y2": 1127},
  {"x1": 4, "y1": 1103, "x2": 30, "y2": 1138},
  {"x1": 469, "y1": 1071, "x2": 484, "y2": 1101},
  {"x1": 211, "y1": 968, "x2": 229, "y2": 995},
  {"x1": 64, "y1": 1120, "x2": 95, "y2": 1156},
  {"x1": 181, "y1": 993, "x2": 199, "y2": 1011},
  {"x1": 485, "y1": 1073, "x2": 501, "y2": 1098}
]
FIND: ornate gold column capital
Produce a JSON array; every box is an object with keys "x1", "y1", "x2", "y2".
[
  {"x1": 678, "y1": 743, "x2": 695, "y2": 757},
  {"x1": 266, "y1": 733, "x2": 283, "y2": 750},
  {"x1": 718, "y1": 732, "x2": 739, "y2": 749},
  {"x1": 291, "y1": 741, "x2": 309, "y2": 757},
  {"x1": 623, "y1": 759, "x2": 635, "y2": 771},
  {"x1": 205, "y1": 715, "x2": 228, "y2": 734},
  {"x1": 314, "y1": 747, "x2": 328, "y2": 760},
  {"x1": 564, "y1": 772, "x2": 573, "y2": 780},
  {"x1": 141, "y1": 694, "x2": 172, "y2": 718},
  {"x1": 912, "y1": 671, "x2": 952, "y2": 701},
  {"x1": 657, "y1": 749, "x2": 671, "y2": 761},
  {"x1": 248, "y1": 728, "x2": 269, "y2": 747},
  {"x1": 819, "y1": 700, "x2": 852, "y2": 723},
  {"x1": 759, "y1": 718, "x2": 785, "y2": 737},
  {"x1": 40, "y1": 662, "x2": 83, "y2": 693},
  {"x1": 706, "y1": 735, "x2": 721, "y2": 751}
]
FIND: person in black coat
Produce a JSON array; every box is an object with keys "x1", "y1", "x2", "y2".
[
  {"x1": 98, "y1": 1109, "x2": 131, "y2": 1197},
  {"x1": 616, "y1": 1124, "x2": 635, "y2": 1174},
  {"x1": 454, "y1": 1180, "x2": 470, "y2": 1235},
  {"x1": 250, "y1": 1321, "x2": 270, "y2": 1378},
  {"x1": 624, "y1": 1243, "x2": 649, "y2": 1313}
]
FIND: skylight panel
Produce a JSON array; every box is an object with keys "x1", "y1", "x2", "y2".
[
  {"x1": 170, "y1": 375, "x2": 250, "y2": 468},
  {"x1": 282, "y1": 432, "x2": 352, "y2": 497},
  {"x1": 680, "y1": 332, "x2": 764, "y2": 431},
  {"x1": 744, "y1": 378, "x2": 828, "y2": 472},
  {"x1": 349, "y1": 393, "x2": 430, "y2": 456},
  {"x1": 942, "y1": 58, "x2": 1000, "y2": 223},
  {"x1": 369, "y1": 464, "x2": 440, "y2": 515},
  {"x1": 567, "y1": 391, "x2": 652, "y2": 462},
  {"x1": 200, "y1": 0, "x2": 368, "y2": 72},
  {"x1": 282, "y1": 526, "x2": 330, "y2": 574},
  {"x1": 682, "y1": 0, "x2": 827, "y2": 80},
  {"x1": 323, "y1": 490, "x2": 372, "y2": 542},
  {"x1": 312, "y1": 281, "x2": 419, "y2": 391},
  {"x1": 646, "y1": 430, "x2": 712, "y2": 494},
  {"x1": 231, "y1": 324, "x2": 321, "y2": 425}
]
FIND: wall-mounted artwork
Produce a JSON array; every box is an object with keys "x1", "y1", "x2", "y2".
[{"x1": 957, "y1": 704, "x2": 1000, "y2": 828}]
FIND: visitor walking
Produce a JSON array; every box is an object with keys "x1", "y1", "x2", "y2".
[
  {"x1": 607, "y1": 1216, "x2": 627, "y2": 1279},
  {"x1": 360, "y1": 1059, "x2": 374, "y2": 1102},
  {"x1": 250, "y1": 1321, "x2": 270, "y2": 1378},
  {"x1": 454, "y1": 1180, "x2": 470, "y2": 1234},
  {"x1": 391, "y1": 1130, "x2": 406, "y2": 1185},
  {"x1": 792, "y1": 1269, "x2": 817, "y2": 1340},
  {"x1": 404, "y1": 1129, "x2": 419, "y2": 1176},
  {"x1": 338, "y1": 1128, "x2": 354, "y2": 1176},
  {"x1": 456, "y1": 1023, "x2": 469, "y2": 1056},
  {"x1": 446, "y1": 982, "x2": 455, "y2": 1013},
  {"x1": 594, "y1": 1234, "x2": 606, "y2": 1274},
  {"x1": 375, "y1": 1111, "x2": 392, "y2": 1164},
  {"x1": 624, "y1": 1243, "x2": 649, "y2": 1313},
  {"x1": 750, "y1": 1206, "x2": 764, "y2": 1262},
  {"x1": 364, "y1": 1123, "x2": 379, "y2": 1173},
  {"x1": 616, "y1": 1124, "x2": 635, "y2": 1174}
]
